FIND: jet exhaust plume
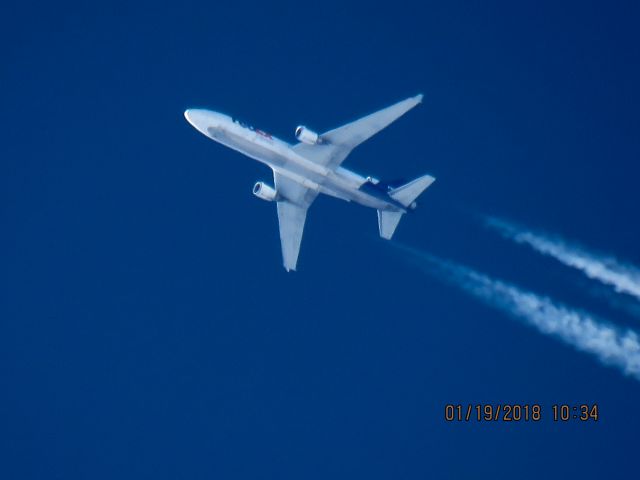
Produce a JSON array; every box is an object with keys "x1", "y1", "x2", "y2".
[
  {"x1": 485, "y1": 217, "x2": 640, "y2": 302},
  {"x1": 395, "y1": 244, "x2": 640, "y2": 381}
]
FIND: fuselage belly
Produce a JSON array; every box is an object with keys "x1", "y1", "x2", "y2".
[{"x1": 187, "y1": 110, "x2": 401, "y2": 212}]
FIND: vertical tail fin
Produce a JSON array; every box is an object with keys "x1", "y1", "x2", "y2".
[{"x1": 377, "y1": 174, "x2": 435, "y2": 240}]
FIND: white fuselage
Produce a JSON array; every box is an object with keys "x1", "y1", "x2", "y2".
[{"x1": 184, "y1": 109, "x2": 404, "y2": 212}]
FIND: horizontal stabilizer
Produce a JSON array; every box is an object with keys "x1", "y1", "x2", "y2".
[
  {"x1": 378, "y1": 210, "x2": 404, "y2": 240},
  {"x1": 389, "y1": 174, "x2": 435, "y2": 207}
]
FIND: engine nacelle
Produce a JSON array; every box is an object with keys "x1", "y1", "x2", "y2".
[
  {"x1": 253, "y1": 181, "x2": 279, "y2": 201},
  {"x1": 295, "y1": 125, "x2": 321, "y2": 145},
  {"x1": 366, "y1": 176, "x2": 381, "y2": 185}
]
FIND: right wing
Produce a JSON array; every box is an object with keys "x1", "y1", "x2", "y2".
[
  {"x1": 273, "y1": 171, "x2": 317, "y2": 272},
  {"x1": 292, "y1": 94, "x2": 423, "y2": 170}
]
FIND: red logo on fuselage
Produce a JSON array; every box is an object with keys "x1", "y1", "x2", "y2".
[
  {"x1": 233, "y1": 118, "x2": 273, "y2": 139},
  {"x1": 255, "y1": 129, "x2": 272, "y2": 139}
]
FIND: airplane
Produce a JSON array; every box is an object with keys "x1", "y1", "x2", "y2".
[{"x1": 184, "y1": 94, "x2": 435, "y2": 271}]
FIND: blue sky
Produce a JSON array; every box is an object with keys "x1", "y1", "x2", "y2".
[{"x1": 2, "y1": 1, "x2": 639, "y2": 478}]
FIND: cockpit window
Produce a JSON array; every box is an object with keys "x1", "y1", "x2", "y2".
[{"x1": 233, "y1": 118, "x2": 252, "y2": 129}]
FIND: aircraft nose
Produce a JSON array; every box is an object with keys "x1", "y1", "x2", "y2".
[
  {"x1": 184, "y1": 109, "x2": 225, "y2": 132},
  {"x1": 184, "y1": 108, "x2": 202, "y2": 125},
  {"x1": 184, "y1": 108, "x2": 213, "y2": 134}
]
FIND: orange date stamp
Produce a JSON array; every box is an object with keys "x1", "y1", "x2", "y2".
[{"x1": 444, "y1": 404, "x2": 599, "y2": 422}]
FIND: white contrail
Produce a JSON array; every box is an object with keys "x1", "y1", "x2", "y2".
[
  {"x1": 397, "y1": 245, "x2": 640, "y2": 381},
  {"x1": 485, "y1": 217, "x2": 640, "y2": 302}
]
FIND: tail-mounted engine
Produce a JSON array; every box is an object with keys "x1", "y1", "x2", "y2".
[
  {"x1": 295, "y1": 126, "x2": 323, "y2": 145},
  {"x1": 253, "y1": 181, "x2": 279, "y2": 201}
]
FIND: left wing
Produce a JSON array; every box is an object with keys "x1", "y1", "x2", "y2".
[
  {"x1": 274, "y1": 171, "x2": 317, "y2": 271},
  {"x1": 292, "y1": 94, "x2": 423, "y2": 170}
]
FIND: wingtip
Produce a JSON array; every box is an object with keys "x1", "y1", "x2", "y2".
[{"x1": 415, "y1": 93, "x2": 424, "y2": 103}]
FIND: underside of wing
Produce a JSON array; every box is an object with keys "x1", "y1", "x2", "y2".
[
  {"x1": 273, "y1": 171, "x2": 317, "y2": 272},
  {"x1": 276, "y1": 201, "x2": 307, "y2": 272},
  {"x1": 292, "y1": 94, "x2": 423, "y2": 169}
]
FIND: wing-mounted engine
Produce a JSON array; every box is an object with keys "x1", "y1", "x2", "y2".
[
  {"x1": 295, "y1": 126, "x2": 324, "y2": 145},
  {"x1": 253, "y1": 181, "x2": 280, "y2": 201}
]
